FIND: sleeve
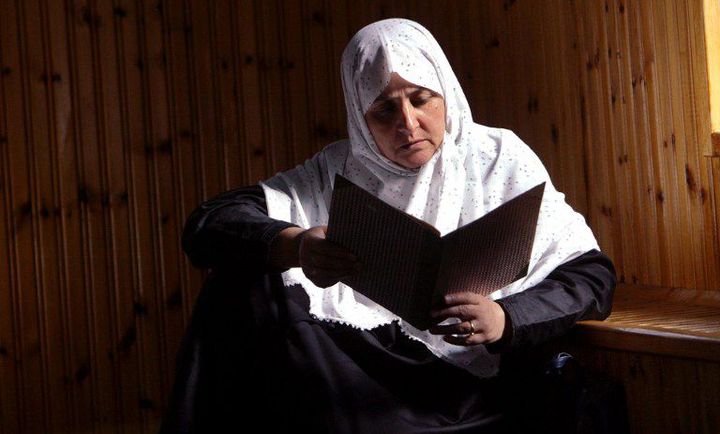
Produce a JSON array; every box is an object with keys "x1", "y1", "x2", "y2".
[
  {"x1": 182, "y1": 184, "x2": 300, "y2": 272},
  {"x1": 485, "y1": 249, "x2": 616, "y2": 353}
]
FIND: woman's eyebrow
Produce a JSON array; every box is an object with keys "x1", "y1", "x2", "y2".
[{"x1": 374, "y1": 87, "x2": 428, "y2": 103}]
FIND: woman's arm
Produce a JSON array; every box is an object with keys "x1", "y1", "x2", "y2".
[
  {"x1": 489, "y1": 249, "x2": 616, "y2": 352},
  {"x1": 182, "y1": 184, "x2": 299, "y2": 272},
  {"x1": 182, "y1": 185, "x2": 358, "y2": 284}
]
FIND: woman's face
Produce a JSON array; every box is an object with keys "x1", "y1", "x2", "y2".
[{"x1": 364, "y1": 73, "x2": 446, "y2": 169}]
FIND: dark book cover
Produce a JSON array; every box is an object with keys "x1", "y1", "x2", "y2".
[{"x1": 326, "y1": 174, "x2": 544, "y2": 330}]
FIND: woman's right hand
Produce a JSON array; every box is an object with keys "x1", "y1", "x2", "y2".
[{"x1": 298, "y1": 226, "x2": 360, "y2": 288}]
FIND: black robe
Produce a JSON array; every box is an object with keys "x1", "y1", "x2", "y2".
[{"x1": 160, "y1": 185, "x2": 617, "y2": 434}]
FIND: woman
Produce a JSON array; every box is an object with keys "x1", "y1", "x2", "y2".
[{"x1": 162, "y1": 19, "x2": 615, "y2": 434}]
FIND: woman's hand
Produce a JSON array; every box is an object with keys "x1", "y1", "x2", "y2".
[
  {"x1": 428, "y1": 292, "x2": 507, "y2": 346},
  {"x1": 298, "y1": 225, "x2": 360, "y2": 288}
]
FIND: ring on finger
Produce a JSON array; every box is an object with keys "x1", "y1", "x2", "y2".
[{"x1": 468, "y1": 320, "x2": 476, "y2": 336}]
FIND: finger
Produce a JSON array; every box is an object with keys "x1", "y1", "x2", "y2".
[
  {"x1": 312, "y1": 272, "x2": 358, "y2": 288},
  {"x1": 304, "y1": 239, "x2": 357, "y2": 261},
  {"x1": 430, "y1": 304, "x2": 474, "y2": 321},
  {"x1": 441, "y1": 292, "x2": 485, "y2": 306},
  {"x1": 428, "y1": 322, "x2": 475, "y2": 335},
  {"x1": 309, "y1": 255, "x2": 360, "y2": 270},
  {"x1": 303, "y1": 266, "x2": 361, "y2": 283},
  {"x1": 443, "y1": 332, "x2": 488, "y2": 346},
  {"x1": 304, "y1": 265, "x2": 357, "y2": 279},
  {"x1": 303, "y1": 261, "x2": 356, "y2": 275},
  {"x1": 313, "y1": 278, "x2": 339, "y2": 289},
  {"x1": 323, "y1": 242, "x2": 358, "y2": 260}
]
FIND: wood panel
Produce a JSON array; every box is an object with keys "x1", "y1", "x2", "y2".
[
  {"x1": 471, "y1": 0, "x2": 719, "y2": 291},
  {"x1": 705, "y1": 0, "x2": 720, "y2": 135},
  {"x1": 0, "y1": 0, "x2": 717, "y2": 432},
  {"x1": 557, "y1": 346, "x2": 720, "y2": 434}
]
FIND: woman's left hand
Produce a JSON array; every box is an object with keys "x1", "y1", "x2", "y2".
[{"x1": 428, "y1": 292, "x2": 506, "y2": 346}]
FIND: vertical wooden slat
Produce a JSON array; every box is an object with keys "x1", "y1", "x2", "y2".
[
  {"x1": 687, "y1": 0, "x2": 720, "y2": 291},
  {"x1": 711, "y1": 157, "x2": 720, "y2": 282},
  {"x1": 15, "y1": 0, "x2": 52, "y2": 430},
  {"x1": 92, "y1": 1, "x2": 128, "y2": 431},
  {"x1": 251, "y1": 0, "x2": 275, "y2": 175},
  {"x1": 281, "y1": 0, "x2": 314, "y2": 167},
  {"x1": 152, "y1": 0, "x2": 187, "y2": 407},
  {"x1": 110, "y1": 0, "x2": 157, "y2": 431},
  {"x1": 328, "y1": 0, "x2": 349, "y2": 141},
  {"x1": 236, "y1": 0, "x2": 266, "y2": 183},
  {"x1": 673, "y1": 0, "x2": 707, "y2": 289},
  {"x1": 305, "y1": 0, "x2": 338, "y2": 154},
  {"x1": 704, "y1": 0, "x2": 720, "y2": 137},
  {"x1": 48, "y1": 0, "x2": 87, "y2": 428},
  {"x1": 626, "y1": 0, "x2": 663, "y2": 285},
  {"x1": 256, "y1": 0, "x2": 289, "y2": 173},
  {"x1": 212, "y1": 0, "x2": 242, "y2": 189},
  {"x1": 226, "y1": 0, "x2": 249, "y2": 188},
  {"x1": 660, "y1": 0, "x2": 696, "y2": 288},
  {"x1": 207, "y1": 0, "x2": 229, "y2": 188},
  {"x1": 576, "y1": 0, "x2": 608, "y2": 252},
  {"x1": 71, "y1": 0, "x2": 127, "y2": 431},
  {"x1": 559, "y1": 0, "x2": 588, "y2": 215},
  {"x1": 38, "y1": 0, "x2": 75, "y2": 429},
  {"x1": 136, "y1": 0, "x2": 172, "y2": 429},
  {"x1": 161, "y1": 0, "x2": 195, "y2": 337},
  {"x1": 0, "y1": 0, "x2": 25, "y2": 431},
  {"x1": 603, "y1": 0, "x2": 635, "y2": 284},
  {"x1": 616, "y1": 0, "x2": 647, "y2": 284},
  {"x1": 639, "y1": 0, "x2": 675, "y2": 286},
  {"x1": 178, "y1": 0, "x2": 207, "y2": 204},
  {"x1": 62, "y1": 1, "x2": 103, "y2": 431}
]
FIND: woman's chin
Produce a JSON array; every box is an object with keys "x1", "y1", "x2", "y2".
[{"x1": 397, "y1": 152, "x2": 434, "y2": 169}]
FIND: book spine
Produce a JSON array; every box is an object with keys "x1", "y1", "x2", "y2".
[{"x1": 410, "y1": 233, "x2": 442, "y2": 329}]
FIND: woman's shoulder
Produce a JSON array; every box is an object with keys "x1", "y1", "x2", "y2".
[
  {"x1": 317, "y1": 139, "x2": 351, "y2": 162},
  {"x1": 465, "y1": 124, "x2": 525, "y2": 160},
  {"x1": 475, "y1": 125, "x2": 542, "y2": 161},
  {"x1": 296, "y1": 139, "x2": 350, "y2": 178},
  {"x1": 263, "y1": 139, "x2": 350, "y2": 191},
  {"x1": 480, "y1": 125, "x2": 525, "y2": 148}
]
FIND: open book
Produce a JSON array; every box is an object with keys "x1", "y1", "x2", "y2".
[{"x1": 326, "y1": 174, "x2": 545, "y2": 330}]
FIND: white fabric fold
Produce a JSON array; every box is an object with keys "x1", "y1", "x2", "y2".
[{"x1": 260, "y1": 18, "x2": 598, "y2": 377}]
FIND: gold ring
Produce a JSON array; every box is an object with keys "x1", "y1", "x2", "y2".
[{"x1": 468, "y1": 321, "x2": 476, "y2": 336}]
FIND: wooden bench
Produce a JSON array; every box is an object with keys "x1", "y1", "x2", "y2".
[
  {"x1": 556, "y1": 284, "x2": 720, "y2": 434},
  {"x1": 574, "y1": 284, "x2": 720, "y2": 361}
]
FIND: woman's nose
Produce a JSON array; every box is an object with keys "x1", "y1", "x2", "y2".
[{"x1": 399, "y1": 100, "x2": 419, "y2": 132}]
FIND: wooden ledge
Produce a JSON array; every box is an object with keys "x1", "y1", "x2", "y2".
[{"x1": 571, "y1": 284, "x2": 720, "y2": 362}]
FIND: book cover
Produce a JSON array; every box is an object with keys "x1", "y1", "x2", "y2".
[{"x1": 326, "y1": 174, "x2": 544, "y2": 330}]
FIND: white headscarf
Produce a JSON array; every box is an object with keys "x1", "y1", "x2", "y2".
[{"x1": 260, "y1": 18, "x2": 599, "y2": 377}]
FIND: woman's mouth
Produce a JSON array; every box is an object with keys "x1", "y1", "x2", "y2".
[{"x1": 400, "y1": 140, "x2": 426, "y2": 150}]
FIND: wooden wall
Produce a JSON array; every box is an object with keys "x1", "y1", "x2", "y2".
[
  {"x1": 559, "y1": 340, "x2": 720, "y2": 434},
  {"x1": 0, "y1": 0, "x2": 717, "y2": 433},
  {"x1": 470, "y1": 0, "x2": 719, "y2": 291}
]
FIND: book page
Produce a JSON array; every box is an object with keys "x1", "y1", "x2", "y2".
[
  {"x1": 326, "y1": 175, "x2": 441, "y2": 326},
  {"x1": 434, "y1": 183, "x2": 545, "y2": 298}
]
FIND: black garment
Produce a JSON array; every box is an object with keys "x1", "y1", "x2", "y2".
[{"x1": 161, "y1": 185, "x2": 617, "y2": 434}]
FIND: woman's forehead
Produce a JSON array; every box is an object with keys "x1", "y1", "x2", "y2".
[{"x1": 375, "y1": 74, "x2": 428, "y2": 98}]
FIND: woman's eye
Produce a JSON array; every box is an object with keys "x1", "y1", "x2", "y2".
[
  {"x1": 411, "y1": 90, "x2": 437, "y2": 106},
  {"x1": 371, "y1": 105, "x2": 396, "y2": 120},
  {"x1": 412, "y1": 97, "x2": 430, "y2": 107}
]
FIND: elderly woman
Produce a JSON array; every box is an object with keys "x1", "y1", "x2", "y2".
[{"x1": 162, "y1": 19, "x2": 615, "y2": 434}]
